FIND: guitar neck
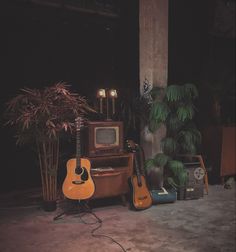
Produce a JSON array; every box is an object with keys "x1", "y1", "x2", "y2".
[
  {"x1": 76, "y1": 129, "x2": 81, "y2": 167},
  {"x1": 134, "y1": 151, "x2": 142, "y2": 185}
]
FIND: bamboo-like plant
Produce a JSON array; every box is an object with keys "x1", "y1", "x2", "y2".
[
  {"x1": 5, "y1": 82, "x2": 95, "y2": 210},
  {"x1": 144, "y1": 83, "x2": 201, "y2": 190}
]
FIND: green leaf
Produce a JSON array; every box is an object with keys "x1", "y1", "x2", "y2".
[
  {"x1": 178, "y1": 170, "x2": 187, "y2": 186},
  {"x1": 144, "y1": 158, "x2": 157, "y2": 171},
  {"x1": 177, "y1": 127, "x2": 201, "y2": 153},
  {"x1": 167, "y1": 177, "x2": 179, "y2": 189},
  {"x1": 178, "y1": 129, "x2": 193, "y2": 145},
  {"x1": 176, "y1": 103, "x2": 194, "y2": 121},
  {"x1": 183, "y1": 83, "x2": 198, "y2": 99},
  {"x1": 149, "y1": 86, "x2": 165, "y2": 101},
  {"x1": 148, "y1": 120, "x2": 161, "y2": 132},
  {"x1": 148, "y1": 101, "x2": 170, "y2": 132},
  {"x1": 181, "y1": 143, "x2": 197, "y2": 154},
  {"x1": 167, "y1": 114, "x2": 183, "y2": 132},
  {"x1": 168, "y1": 160, "x2": 184, "y2": 174},
  {"x1": 166, "y1": 85, "x2": 183, "y2": 102},
  {"x1": 167, "y1": 160, "x2": 187, "y2": 186},
  {"x1": 150, "y1": 102, "x2": 170, "y2": 122},
  {"x1": 188, "y1": 127, "x2": 202, "y2": 145},
  {"x1": 153, "y1": 153, "x2": 171, "y2": 167},
  {"x1": 161, "y1": 137, "x2": 177, "y2": 155}
]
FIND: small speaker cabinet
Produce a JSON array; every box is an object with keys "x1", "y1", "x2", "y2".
[
  {"x1": 185, "y1": 166, "x2": 204, "y2": 200},
  {"x1": 180, "y1": 156, "x2": 205, "y2": 200}
]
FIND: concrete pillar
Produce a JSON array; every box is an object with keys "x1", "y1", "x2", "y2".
[{"x1": 139, "y1": 0, "x2": 169, "y2": 159}]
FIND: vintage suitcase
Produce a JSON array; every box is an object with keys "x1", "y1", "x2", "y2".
[{"x1": 150, "y1": 187, "x2": 177, "y2": 204}]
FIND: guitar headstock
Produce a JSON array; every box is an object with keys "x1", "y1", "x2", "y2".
[
  {"x1": 126, "y1": 139, "x2": 139, "y2": 153},
  {"x1": 75, "y1": 117, "x2": 84, "y2": 131}
]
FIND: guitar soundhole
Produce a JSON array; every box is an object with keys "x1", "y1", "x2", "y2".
[
  {"x1": 81, "y1": 168, "x2": 89, "y2": 181},
  {"x1": 138, "y1": 181, "x2": 143, "y2": 187},
  {"x1": 75, "y1": 166, "x2": 83, "y2": 175},
  {"x1": 75, "y1": 166, "x2": 89, "y2": 181}
]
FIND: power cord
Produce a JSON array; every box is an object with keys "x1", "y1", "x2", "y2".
[
  {"x1": 1, "y1": 202, "x2": 127, "y2": 251},
  {"x1": 54, "y1": 200, "x2": 127, "y2": 251},
  {"x1": 79, "y1": 210, "x2": 127, "y2": 252}
]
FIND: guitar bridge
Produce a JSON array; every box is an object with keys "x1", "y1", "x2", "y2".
[
  {"x1": 138, "y1": 196, "x2": 148, "y2": 200},
  {"x1": 72, "y1": 181, "x2": 85, "y2": 185}
]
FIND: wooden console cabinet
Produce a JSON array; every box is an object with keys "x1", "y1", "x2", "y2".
[
  {"x1": 202, "y1": 126, "x2": 236, "y2": 183},
  {"x1": 86, "y1": 153, "x2": 134, "y2": 199}
]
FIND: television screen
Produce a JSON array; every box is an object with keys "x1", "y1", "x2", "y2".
[
  {"x1": 95, "y1": 127, "x2": 118, "y2": 146},
  {"x1": 83, "y1": 121, "x2": 123, "y2": 157}
]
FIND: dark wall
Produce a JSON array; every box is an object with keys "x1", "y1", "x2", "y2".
[
  {"x1": 168, "y1": 0, "x2": 235, "y2": 183},
  {"x1": 0, "y1": 0, "x2": 139, "y2": 192},
  {"x1": 169, "y1": 0, "x2": 235, "y2": 127},
  {"x1": 1, "y1": 0, "x2": 234, "y2": 191},
  {"x1": 168, "y1": 0, "x2": 211, "y2": 84},
  {"x1": 1, "y1": 1, "x2": 139, "y2": 94}
]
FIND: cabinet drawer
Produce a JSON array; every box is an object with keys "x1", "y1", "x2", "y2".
[{"x1": 92, "y1": 171, "x2": 129, "y2": 199}]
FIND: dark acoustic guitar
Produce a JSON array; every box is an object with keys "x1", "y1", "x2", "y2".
[
  {"x1": 126, "y1": 140, "x2": 152, "y2": 210},
  {"x1": 62, "y1": 117, "x2": 95, "y2": 200}
]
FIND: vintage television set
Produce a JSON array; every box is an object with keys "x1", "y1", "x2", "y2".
[{"x1": 82, "y1": 121, "x2": 124, "y2": 157}]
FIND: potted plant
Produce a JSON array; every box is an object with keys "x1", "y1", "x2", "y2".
[
  {"x1": 4, "y1": 82, "x2": 95, "y2": 211},
  {"x1": 144, "y1": 83, "x2": 201, "y2": 199}
]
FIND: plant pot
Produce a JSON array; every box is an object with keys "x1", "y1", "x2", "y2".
[
  {"x1": 147, "y1": 167, "x2": 164, "y2": 190},
  {"x1": 42, "y1": 200, "x2": 57, "y2": 212}
]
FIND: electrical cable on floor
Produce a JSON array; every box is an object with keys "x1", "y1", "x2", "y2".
[
  {"x1": 2, "y1": 201, "x2": 128, "y2": 251},
  {"x1": 53, "y1": 200, "x2": 128, "y2": 251},
  {"x1": 79, "y1": 210, "x2": 127, "y2": 252}
]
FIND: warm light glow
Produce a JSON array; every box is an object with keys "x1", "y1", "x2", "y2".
[
  {"x1": 96, "y1": 88, "x2": 118, "y2": 117},
  {"x1": 109, "y1": 89, "x2": 117, "y2": 98},
  {"x1": 97, "y1": 89, "x2": 106, "y2": 98}
]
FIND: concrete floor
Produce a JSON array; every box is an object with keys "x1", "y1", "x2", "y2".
[{"x1": 0, "y1": 184, "x2": 235, "y2": 252}]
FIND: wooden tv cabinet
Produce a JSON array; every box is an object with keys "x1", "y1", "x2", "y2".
[
  {"x1": 85, "y1": 153, "x2": 134, "y2": 201},
  {"x1": 202, "y1": 126, "x2": 236, "y2": 183}
]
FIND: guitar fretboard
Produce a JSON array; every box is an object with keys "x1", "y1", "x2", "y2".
[
  {"x1": 75, "y1": 117, "x2": 83, "y2": 168},
  {"x1": 76, "y1": 129, "x2": 81, "y2": 168},
  {"x1": 134, "y1": 151, "x2": 143, "y2": 186}
]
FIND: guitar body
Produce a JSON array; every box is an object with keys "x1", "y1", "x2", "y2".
[
  {"x1": 130, "y1": 175, "x2": 152, "y2": 210},
  {"x1": 62, "y1": 158, "x2": 95, "y2": 200}
]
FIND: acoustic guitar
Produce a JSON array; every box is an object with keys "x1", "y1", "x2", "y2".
[
  {"x1": 126, "y1": 140, "x2": 152, "y2": 210},
  {"x1": 62, "y1": 117, "x2": 95, "y2": 200}
]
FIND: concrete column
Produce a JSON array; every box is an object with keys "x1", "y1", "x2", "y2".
[{"x1": 139, "y1": 0, "x2": 169, "y2": 159}]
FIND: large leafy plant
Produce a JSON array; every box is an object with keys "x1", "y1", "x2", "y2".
[
  {"x1": 144, "y1": 83, "x2": 201, "y2": 188},
  {"x1": 5, "y1": 82, "x2": 95, "y2": 209}
]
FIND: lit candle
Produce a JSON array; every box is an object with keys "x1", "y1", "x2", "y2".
[
  {"x1": 96, "y1": 89, "x2": 106, "y2": 114},
  {"x1": 109, "y1": 89, "x2": 117, "y2": 115}
]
